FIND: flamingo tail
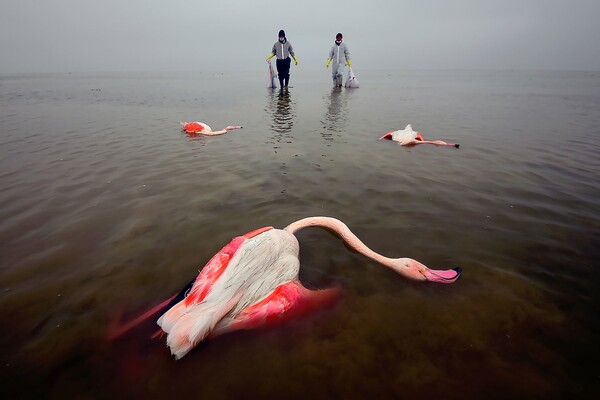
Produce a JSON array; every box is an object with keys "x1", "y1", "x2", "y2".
[{"x1": 158, "y1": 293, "x2": 242, "y2": 359}]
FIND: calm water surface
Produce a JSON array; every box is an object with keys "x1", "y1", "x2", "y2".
[{"x1": 1, "y1": 70, "x2": 599, "y2": 399}]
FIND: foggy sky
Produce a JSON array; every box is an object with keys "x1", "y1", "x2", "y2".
[{"x1": 1, "y1": 0, "x2": 599, "y2": 73}]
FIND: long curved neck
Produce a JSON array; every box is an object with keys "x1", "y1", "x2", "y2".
[{"x1": 284, "y1": 217, "x2": 394, "y2": 267}]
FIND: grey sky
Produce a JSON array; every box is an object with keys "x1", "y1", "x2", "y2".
[{"x1": 1, "y1": 0, "x2": 599, "y2": 73}]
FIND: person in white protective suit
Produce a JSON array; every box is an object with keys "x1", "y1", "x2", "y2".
[{"x1": 326, "y1": 33, "x2": 352, "y2": 87}]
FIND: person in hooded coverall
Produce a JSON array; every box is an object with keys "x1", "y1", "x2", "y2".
[
  {"x1": 267, "y1": 29, "x2": 298, "y2": 88},
  {"x1": 326, "y1": 33, "x2": 351, "y2": 87}
]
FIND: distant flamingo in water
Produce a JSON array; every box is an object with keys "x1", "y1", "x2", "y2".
[
  {"x1": 109, "y1": 217, "x2": 462, "y2": 359},
  {"x1": 180, "y1": 121, "x2": 242, "y2": 136},
  {"x1": 380, "y1": 124, "x2": 460, "y2": 148}
]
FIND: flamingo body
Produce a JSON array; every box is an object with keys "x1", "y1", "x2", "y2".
[
  {"x1": 380, "y1": 124, "x2": 420, "y2": 144},
  {"x1": 181, "y1": 121, "x2": 210, "y2": 133},
  {"x1": 180, "y1": 121, "x2": 242, "y2": 137},
  {"x1": 380, "y1": 124, "x2": 459, "y2": 148},
  {"x1": 154, "y1": 217, "x2": 461, "y2": 359},
  {"x1": 157, "y1": 227, "x2": 303, "y2": 359}
]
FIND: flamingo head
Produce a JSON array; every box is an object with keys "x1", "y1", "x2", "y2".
[{"x1": 389, "y1": 258, "x2": 462, "y2": 284}]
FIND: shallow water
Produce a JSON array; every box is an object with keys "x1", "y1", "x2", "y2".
[{"x1": 1, "y1": 70, "x2": 599, "y2": 399}]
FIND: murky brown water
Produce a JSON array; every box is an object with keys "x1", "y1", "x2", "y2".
[{"x1": 1, "y1": 70, "x2": 599, "y2": 398}]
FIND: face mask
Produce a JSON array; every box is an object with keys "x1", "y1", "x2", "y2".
[
  {"x1": 279, "y1": 37, "x2": 285, "y2": 43},
  {"x1": 335, "y1": 40, "x2": 342, "y2": 45}
]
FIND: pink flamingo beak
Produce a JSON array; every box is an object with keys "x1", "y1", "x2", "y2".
[{"x1": 423, "y1": 267, "x2": 462, "y2": 283}]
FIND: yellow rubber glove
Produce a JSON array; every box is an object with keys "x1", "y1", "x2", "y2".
[
  {"x1": 293, "y1": 55, "x2": 298, "y2": 65},
  {"x1": 347, "y1": 59, "x2": 352, "y2": 67},
  {"x1": 266, "y1": 53, "x2": 274, "y2": 62},
  {"x1": 326, "y1": 58, "x2": 331, "y2": 68}
]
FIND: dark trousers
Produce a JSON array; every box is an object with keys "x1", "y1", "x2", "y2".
[{"x1": 276, "y1": 57, "x2": 291, "y2": 87}]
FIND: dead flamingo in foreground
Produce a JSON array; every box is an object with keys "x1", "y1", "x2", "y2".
[
  {"x1": 109, "y1": 217, "x2": 462, "y2": 359},
  {"x1": 380, "y1": 124, "x2": 460, "y2": 148},
  {"x1": 180, "y1": 121, "x2": 242, "y2": 136},
  {"x1": 160, "y1": 216, "x2": 462, "y2": 359}
]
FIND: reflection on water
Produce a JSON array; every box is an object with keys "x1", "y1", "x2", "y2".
[
  {"x1": 321, "y1": 87, "x2": 351, "y2": 142},
  {"x1": 266, "y1": 88, "x2": 296, "y2": 141},
  {"x1": 183, "y1": 130, "x2": 203, "y2": 142}
]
